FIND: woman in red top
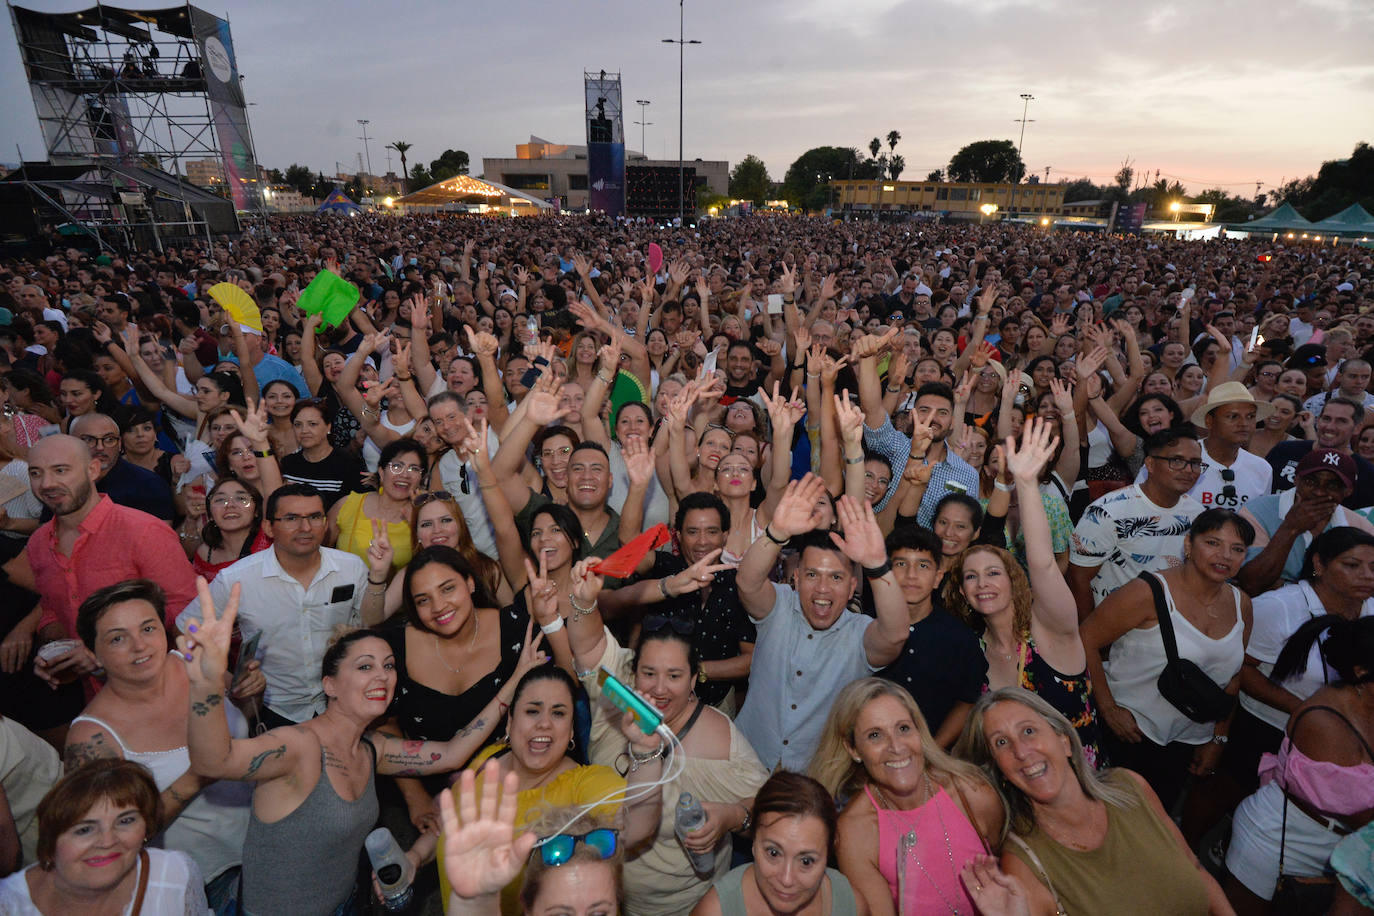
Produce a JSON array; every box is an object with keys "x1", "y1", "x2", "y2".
[{"x1": 188, "y1": 477, "x2": 271, "y2": 580}]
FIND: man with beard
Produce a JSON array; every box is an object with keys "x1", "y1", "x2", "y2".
[
  {"x1": 735, "y1": 474, "x2": 909, "y2": 770},
  {"x1": 69, "y1": 413, "x2": 173, "y2": 520},
  {"x1": 598, "y1": 492, "x2": 754, "y2": 712},
  {"x1": 18, "y1": 435, "x2": 194, "y2": 687},
  {"x1": 855, "y1": 331, "x2": 977, "y2": 522}
]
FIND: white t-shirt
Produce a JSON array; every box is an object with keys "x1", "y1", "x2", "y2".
[
  {"x1": 0, "y1": 848, "x2": 208, "y2": 915},
  {"x1": 1242, "y1": 581, "x2": 1374, "y2": 730},
  {"x1": 1136, "y1": 442, "x2": 1271, "y2": 511},
  {"x1": 1070, "y1": 484, "x2": 1204, "y2": 606}
]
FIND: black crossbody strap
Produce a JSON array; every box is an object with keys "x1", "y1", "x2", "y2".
[{"x1": 1138, "y1": 572, "x2": 1182, "y2": 665}]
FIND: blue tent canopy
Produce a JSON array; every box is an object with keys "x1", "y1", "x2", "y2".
[{"x1": 316, "y1": 189, "x2": 359, "y2": 214}]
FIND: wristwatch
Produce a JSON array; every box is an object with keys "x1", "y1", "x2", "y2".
[{"x1": 1210, "y1": 734, "x2": 1229, "y2": 745}]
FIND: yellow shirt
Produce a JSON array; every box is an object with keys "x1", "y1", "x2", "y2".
[
  {"x1": 333, "y1": 491, "x2": 412, "y2": 571},
  {"x1": 438, "y1": 744, "x2": 625, "y2": 915}
]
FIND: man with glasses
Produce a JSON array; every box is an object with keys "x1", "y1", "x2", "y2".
[
  {"x1": 176, "y1": 483, "x2": 387, "y2": 730},
  {"x1": 69, "y1": 413, "x2": 173, "y2": 520},
  {"x1": 1236, "y1": 449, "x2": 1374, "y2": 595},
  {"x1": 1069, "y1": 427, "x2": 1205, "y2": 620}
]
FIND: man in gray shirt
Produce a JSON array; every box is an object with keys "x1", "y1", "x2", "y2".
[{"x1": 734, "y1": 473, "x2": 909, "y2": 770}]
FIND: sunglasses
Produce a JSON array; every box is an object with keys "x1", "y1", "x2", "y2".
[
  {"x1": 413, "y1": 490, "x2": 453, "y2": 508},
  {"x1": 643, "y1": 615, "x2": 694, "y2": 635},
  {"x1": 537, "y1": 829, "x2": 618, "y2": 866},
  {"x1": 1220, "y1": 467, "x2": 1237, "y2": 501}
]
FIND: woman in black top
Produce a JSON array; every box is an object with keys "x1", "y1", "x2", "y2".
[{"x1": 278, "y1": 398, "x2": 365, "y2": 509}]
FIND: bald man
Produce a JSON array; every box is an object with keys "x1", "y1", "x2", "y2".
[
  {"x1": 69, "y1": 414, "x2": 173, "y2": 521},
  {"x1": 20, "y1": 435, "x2": 194, "y2": 688}
]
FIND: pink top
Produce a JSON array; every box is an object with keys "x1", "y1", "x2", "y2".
[
  {"x1": 28, "y1": 496, "x2": 196, "y2": 635},
  {"x1": 865, "y1": 783, "x2": 985, "y2": 914},
  {"x1": 1259, "y1": 738, "x2": 1374, "y2": 816}
]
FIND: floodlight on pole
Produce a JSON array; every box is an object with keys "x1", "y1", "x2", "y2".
[
  {"x1": 1014, "y1": 94, "x2": 1034, "y2": 183},
  {"x1": 663, "y1": 1, "x2": 701, "y2": 226},
  {"x1": 634, "y1": 99, "x2": 652, "y2": 159},
  {"x1": 356, "y1": 119, "x2": 373, "y2": 178}
]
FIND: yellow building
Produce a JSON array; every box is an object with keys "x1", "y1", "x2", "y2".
[{"x1": 831, "y1": 179, "x2": 1066, "y2": 220}]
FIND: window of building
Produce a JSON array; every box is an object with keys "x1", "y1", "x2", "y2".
[
  {"x1": 950, "y1": 188, "x2": 968, "y2": 201},
  {"x1": 568, "y1": 174, "x2": 588, "y2": 190},
  {"x1": 502, "y1": 174, "x2": 550, "y2": 191},
  {"x1": 969, "y1": 189, "x2": 981, "y2": 201},
  {"x1": 936, "y1": 188, "x2": 949, "y2": 200}
]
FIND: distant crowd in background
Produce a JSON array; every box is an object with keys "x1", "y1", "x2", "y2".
[{"x1": 0, "y1": 213, "x2": 1366, "y2": 915}]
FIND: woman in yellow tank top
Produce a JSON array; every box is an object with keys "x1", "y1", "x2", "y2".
[{"x1": 328, "y1": 437, "x2": 424, "y2": 576}]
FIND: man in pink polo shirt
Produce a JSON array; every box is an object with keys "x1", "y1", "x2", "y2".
[{"x1": 18, "y1": 435, "x2": 195, "y2": 686}]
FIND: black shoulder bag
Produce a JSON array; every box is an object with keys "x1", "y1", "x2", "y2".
[{"x1": 1137, "y1": 572, "x2": 1235, "y2": 723}]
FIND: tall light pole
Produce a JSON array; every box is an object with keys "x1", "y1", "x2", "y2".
[
  {"x1": 663, "y1": 2, "x2": 700, "y2": 226},
  {"x1": 634, "y1": 99, "x2": 652, "y2": 158},
  {"x1": 356, "y1": 119, "x2": 373, "y2": 179},
  {"x1": 1014, "y1": 93, "x2": 1034, "y2": 183}
]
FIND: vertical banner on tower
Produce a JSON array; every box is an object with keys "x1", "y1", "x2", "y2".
[
  {"x1": 189, "y1": 6, "x2": 261, "y2": 211},
  {"x1": 584, "y1": 71, "x2": 625, "y2": 217}
]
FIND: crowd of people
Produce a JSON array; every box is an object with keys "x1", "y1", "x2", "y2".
[{"x1": 0, "y1": 210, "x2": 1368, "y2": 915}]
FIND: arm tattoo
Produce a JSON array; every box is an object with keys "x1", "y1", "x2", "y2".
[
  {"x1": 376, "y1": 735, "x2": 443, "y2": 775},
  {"x1": 456, "y1": 717, "x2": 485, "y2": 739},
  {"x1": 168, "y1": 786, "x2": 192, "y2": 806},
  {"x1": 64, "y1": 732, "x2": 115, "y2": 772},
  {"x1": 190, "y1": 693, "x2": 223, "y2": 718},
  {"x1": 243, "y1": 744, "x2": 287, "y2": 779}
]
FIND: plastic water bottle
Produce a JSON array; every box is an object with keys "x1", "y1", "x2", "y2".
[
  {"x1": 674, "y1": 793, "x2": 716, "y2": 875},
  {"x1": 365, "y1": 827, "x2": 414, "y2": 911}
]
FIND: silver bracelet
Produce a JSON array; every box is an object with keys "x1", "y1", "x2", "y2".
[
  {"x1": 569, "y1": 592, "x2": 598, "y2": 621},
  {"x1": 994, "y1": 480, "x2": 1015, "y2": 492}
]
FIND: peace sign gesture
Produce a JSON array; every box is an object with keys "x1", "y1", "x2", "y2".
[
  {"x1": 367, "y1": 517, "x2": 393, "y2": 582},
  {"x1": 523, "y1": 551, "x2": 560, "y2": 627},
  {"x1": 664, "y1": 548, "x2": 732, "y2": 597},
  {"x1": 177, "y1": 577, "x2": 242, "y2": 689}
]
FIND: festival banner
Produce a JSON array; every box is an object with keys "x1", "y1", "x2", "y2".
[{"x1": 189, "y1": 7, "x2": 260, "y2": 211}]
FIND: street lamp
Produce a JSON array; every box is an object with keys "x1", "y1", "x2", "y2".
[
  {"x1": 1170, "y1": 200, "x2": 1181, "y2": 222},
  {"x1": 980, "y1": 203, "x2": 998, "y2": 223},
  {"x1": 356, "y1": 119, "x2": 373, "y2": 178},
  {"x1": 634, "y1": 99, "x2": 652, "y2": 159},
  {"x1": 1015, "y1": 93, "x2": 1034, "y2": 183},
  {"x1": 663, "y1": 1, "x2": 701, "y2": 227}
]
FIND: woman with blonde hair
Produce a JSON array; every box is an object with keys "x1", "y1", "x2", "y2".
[
  {"x1": 954, "y1": 687, "x2": 1230, "y2": 916},
  {"x1": 811, "y1": 678, "x2": 1003, "y2": 916}
]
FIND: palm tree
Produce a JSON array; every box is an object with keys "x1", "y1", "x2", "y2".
[
  {"x1": 869, "y1": 137, "x2": 881, "y2": 160},
  {"x1": 388, "y1": 141, "x2": 412, "y2": 194},
  {"x1": 886, "y1": 130, "x2": 901, "y2": 153},
  {"x1": 888, "y1": 154, "x2": 906, "y2": 181}
]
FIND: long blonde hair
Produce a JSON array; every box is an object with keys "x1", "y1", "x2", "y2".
[
  {"x1": 808, "y1": 678, "x2": 990, "y2": 805},
  {"x1": 954, "y1": 687, "x2": 1133, "y2": 842}
]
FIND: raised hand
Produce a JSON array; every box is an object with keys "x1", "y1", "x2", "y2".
[
  {"x1": 902, "y1": 457, "x2": 933, "y2": 489},
  {"x1": 954, "y1": 371, "x2": 975, "y2": 405},
  {"x1": 571, "y1": 251, "x2": 591, "y2": 277},
  {"x1": 851, "y1": 327, "x2": 900, "y2": 361},
  {"x1": 523, "y1": 375, "x2": 564, "y2": 427},
  {"x1": 367, "y1": 517, "x2": 393, "y2": 581},
  {"x1": 907, "y1": 415, "x2": 935, "y2": 458},
  {"x1": 465, "y1": 326, "x2": 500, "y2": 358},
  {"x1": 769, "y1": 473, "x2": 831, "y2": 539},
  {"x1": 819, "y1": 272, "x2": 838, "y2": 303},
  {"x1": 362, "y1": 378, "x2": 396, "y2": 412},
  {"x1": 177, "y1": 577, "x2": 241, "y2": 688},
  {"x1": 779, "y1": 264, "x2": 796, "y2": 297},
  {"x1": 597, "y1": 336, "x2": 623, "y2": 376},
  {"x1": 664, "y1": 548, "x2": 732, "y2": 597},
  {"x1": 1005, "y1": 417, "x2": 1059, "y2": 484},
  {"x1": 828, "y1": 495, "x2": 886, "y2": 567},
  {"x1": 438, "y1": 763, "x2": 536, "y2": 901},
  {"x1": 523, "y1": 551, "x2": 559, "y2": 626},
  {"x1": 1048, "y1": 377, "x2": 1074, "y2": 417},
  {"x1": 817, "y1": 351, "x2": 849, "y2": 386},
  {"x1": 569, "y1": 558, "x2": 604, "y2": 608},
  {"x1": 970, "y1": 340, "x2": 997, "y2": 369},
  {"x1": 833, "y1": 391, "x2": 865, "y2": 450},
  {"x1": 886, "y1": 348, "x2": 910, "y2": 390},
  {"x1": 793, "y1": 325, "x2": 811, "y2": 355},
  {"x1": 960, "y1": 855, "x2": 1032, "y2": 916},
  {"x1": 510, "y1": 618, "x2": 548, "y2": 684},
  {"x1": 623, "y1": 435, "x2": 655, "y2": 488},
  {"x1": 230, "y1": 398, "x2": 272, "y2": 449},
  {"x1": 1050, "y1": 314, "x2": 1070, "y2": 337}
]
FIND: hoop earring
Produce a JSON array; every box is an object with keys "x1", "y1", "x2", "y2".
[{"x1": 568, "y1": 737, "x2": 576, "y2": 751}]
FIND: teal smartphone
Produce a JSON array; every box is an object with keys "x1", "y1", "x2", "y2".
[{"x1": 599, "y1": 667, "x2": 663, "y2": 736}]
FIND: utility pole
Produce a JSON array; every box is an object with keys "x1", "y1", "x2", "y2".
[
  {"x1": 1014, "y1": 93, "x2": 1034, "y2": 183},
  {"x1": 663, "y1": 2, "x2": 701, "y2": 226},
  {"x1": 634, "y1": 99, "x2": 652, "y2": 158},
  {"x1": 356, "y1": 119, "x2": 373, "y2": 178}
]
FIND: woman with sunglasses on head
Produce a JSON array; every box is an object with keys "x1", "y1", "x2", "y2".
[
  {"x1": 692, "y1": 771, "x2": 867, "y2": 916},
  {"x1": 441, "y1": 766, "x2": 626, "y2": 916},
  {"x1": 435, "y1": 666, "x2": 666, "y2": 915},
  {"x1": 209, "y1": 398, "x2": 284, "y2": 503},
  {"x1": 327, "y1": 437, "x2": 426, "y2": 579},
  {"x1": 372, "y1": 490, "x2": 507, "y2": 617},
  {"x1": 181, "y1": 580, "x2": 547, "y2": 916},
  {"x1": 561, "y1": 556, "x2": 769, "y2": 916}
]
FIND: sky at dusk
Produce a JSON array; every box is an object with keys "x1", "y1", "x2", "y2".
[{"x1": 0, "y1": 0, "x2": 1371, "y2": 196}]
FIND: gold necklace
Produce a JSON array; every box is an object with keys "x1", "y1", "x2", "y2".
[{"x1": 430, "y1": 613, "x2": 479, "y2": 675}]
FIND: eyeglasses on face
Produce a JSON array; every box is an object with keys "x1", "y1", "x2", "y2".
[
  {"x1": 79, "y1": 433, "x2": 121, "y2": 448},
  {"x1": 536, "y1": 829, "x2": 618, "y2": 867},
  {"x1": 1149, "y1": 455, "x2": 1204, "y2": 472},
  {"x1": 211, "y1": 494, "x2": 253, "y2": 509},
  {"x1": 385, "y1": 460, "x2": 425, "y2": 476},
  {"x1": 271, "y1": 512, "x2": 327, "y2": 526}
]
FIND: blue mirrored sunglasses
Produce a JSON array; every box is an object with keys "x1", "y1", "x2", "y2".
[{"x1": 537, "y1": 828, "x2": 618, "y2": 867}]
